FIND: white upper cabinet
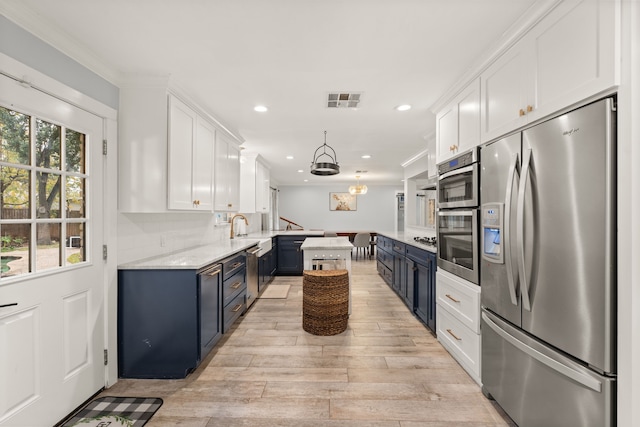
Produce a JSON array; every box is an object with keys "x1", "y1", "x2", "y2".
[
  {"x1": 119, "y1": 79, "x2": 240, "y2": 213},
  {"x1": 436, "y1": 78, "x2": 480, "y2": 163},
  {"x1": 119, "y1": 82, "x2": 170, "y2": 213},
  {"x1": 239, "y1": 154, "x2": 271, "y2": 213},
  {"x1": 214, "y1": 134, "x2": 241, "y2": 212},
  {"x1": 168, "y1": 95, "x2": 214, "y2": 211},
  {"x1": 481, "y1": 0, "x2": 617, "y2": 142}
]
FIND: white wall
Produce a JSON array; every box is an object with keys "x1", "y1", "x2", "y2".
[{"x1": 278, "y1": 184, "x2": 401, "y2": 232}]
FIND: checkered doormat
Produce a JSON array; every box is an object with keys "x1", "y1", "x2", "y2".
[{"x1": 61, "y1": 396, "x2": 163, "y2": 427}]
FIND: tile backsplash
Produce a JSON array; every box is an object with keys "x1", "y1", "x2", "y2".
[{"x1": 117, "y1": 212, "x2": 264, "y2": 264}]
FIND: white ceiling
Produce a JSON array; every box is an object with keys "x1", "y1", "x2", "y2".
[{"x1": 1, "y1": 0, "x2": 539, "y2": 185}]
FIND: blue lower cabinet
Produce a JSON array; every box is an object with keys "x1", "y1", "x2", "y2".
[
  {"x1": 377, "y1": 238, "x2": 437, "y2": 333},
  {"x1": 118, "y1": 252, "x2": 248, "y2": 379},
  {"x1": 277, "y1": 236, "x2": 306, "y2": 275},
  {"x1": 118, "y1": 269, "x2": 201, "y2": 379}
]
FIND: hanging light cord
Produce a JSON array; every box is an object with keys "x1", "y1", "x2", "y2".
[{"x1": 312, "y1": 130, "x2": 338, "y2": 164}]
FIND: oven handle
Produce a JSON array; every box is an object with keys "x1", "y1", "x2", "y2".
[
  {"x1": 438, "y1": 164, "x2": 474, "y2": 181},
  {"x1": 438, "y1": 210, "x2": 473, "y2": 217}
]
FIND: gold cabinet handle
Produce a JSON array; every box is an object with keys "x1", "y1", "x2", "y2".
[
  {"x1": 447, "y1": 329, "x2": 462, "y2": 341},
  {"x1": 445, "y1": 294, "x2": 460, "y2": 303},
  {"x1": 231, "y1": 262, "x2": 243, "y2": 269},
  {"x1": 519, "y1": 108, "x2": 526, "y2": 117},
  {"x1": 231, "y1": 304, "x2": 243, "y2": 313},
  {"x1": 526, "y1": 105, "x2": 533, "y2": 113},
  {"x1": 207, "y1": 268, "x2": 222, "y2": 277},
  {"x1": 231, "y1": 281, "x2": 242, "y2": 289}
]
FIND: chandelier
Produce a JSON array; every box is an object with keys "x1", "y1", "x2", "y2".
[
  {"x1": 348, "y1": 176, "x2": 368, "y2": 195},
  {"x1": 310, "y1": 130, "x2": 340, "y2": 176}
]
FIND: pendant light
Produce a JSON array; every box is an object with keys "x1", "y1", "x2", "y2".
[
  {"x1": 349, "y1": 175, "x2": 368, "y2": 195},
  {"x1": 310, "y1": 130, "x2": 340, "y2": 175}
]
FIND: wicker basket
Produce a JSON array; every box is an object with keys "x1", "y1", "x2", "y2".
[{"x1": 302, "y1": 269, "x2": 349, "y2": 336}]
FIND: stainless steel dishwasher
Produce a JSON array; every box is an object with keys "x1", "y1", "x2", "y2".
[{"x1": 246, "y1": 245, "x2": 261, "y2": 307}]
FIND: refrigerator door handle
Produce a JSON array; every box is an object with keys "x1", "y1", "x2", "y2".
[
  {"x1": 482, "y1": 312, "x2": 602, "y2": 392},
  {"x1": 517, "y1": 148, "x2": 532, "y2": 311},
  {"x1": 504, "y1": 152, "x2": 520, "y2": 306}
]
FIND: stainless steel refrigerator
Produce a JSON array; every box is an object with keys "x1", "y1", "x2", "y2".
[{"x1": 480, "y1": 97, "x2": 616, "y2": 427}]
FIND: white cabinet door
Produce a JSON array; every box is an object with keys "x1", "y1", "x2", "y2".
[
  {"x1": 457, "y1": 79, "x2": 481, "y2": 153},
  {"x1": 214, "y1": 134, "x2": 241, "y2": 212},
  {"x1": 481, "y1": 0, "x2": 616, "y2": 142},
  {"x1": 168, "y1": 96, "x2": 197, "y2": 210},
  {"x1": 193, "y1": 118, "x2": 215, "y2": 210},
  {"x1": 227, "y1": 143, "x2": 240, "y2": 211},
  {"x1": 168, "y1": 95, "x2": 214, "y2": 211},
  {"x1": 480, "y1": 45, "x2": 534, "y2": 141},
  {"x1": 436, "y1": 78, "x2": 481, "y2": 164},
  {"x1": 255, "y1": 159, "x2": 270, "y2": 213},
  {"x1": 529, "y1": 0, "x2": 617, "y2": 122},
  {"x1": 436, "y1": 103, "x2": 458, "y2": 163}
]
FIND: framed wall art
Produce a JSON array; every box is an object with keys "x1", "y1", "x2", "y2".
[{"x1": 329, "y1": 192, "x2": 357, "y2": 211}]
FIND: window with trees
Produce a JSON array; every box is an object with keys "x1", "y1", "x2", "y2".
[{"x1": 0, "y1": 105, "x2": 87, "y2": 279}]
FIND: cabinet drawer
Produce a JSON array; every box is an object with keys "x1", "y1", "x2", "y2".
[
  {"x1": 222, "y1": 253, "x2": 246, "y2": 280},
  {"x1": 406, "y1": 245, "x2": 431, "y2": 264},
  {"x1": 377, "y1": 236, "x2": 393, "y2": 252},
  {"x1": 376, "y1": 248, "x2": 393, "y2": 270},
  {"x1": 377, "y1": 261, "x2": 392, "y2": 286},
  {"x1": 437, "y1": 306, "x2": 480, "y2": 383},
  {"x1": 436, "y1": 270, "x2": 480, "y2": 333},
  {"x1": 223, "y1": 290, "x2": 246, "y2": 333},
  {"x1": 223, "y1": 268, "x2": 246, "y2": 306},
  {"x1": 392, "y1": 241, "x2": 406, "y2": 255}
]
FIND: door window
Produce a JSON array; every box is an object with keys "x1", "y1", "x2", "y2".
[{"x1": 0, "y1": 106, "x2": 87, "y2": 279}]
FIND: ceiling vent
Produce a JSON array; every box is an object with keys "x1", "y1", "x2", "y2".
[{"x1": 327, "y1": 92, "x2": 362, "y2": 108}]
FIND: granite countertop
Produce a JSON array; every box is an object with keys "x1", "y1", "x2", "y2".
[
  {"x1": 377, "y1": 231, "x2": 437, "y2": 254},
  {"x1": 300, "y1": 237, "x2": 354, "y2": 250},
  {"x1": 118, "y1": 239, "x2": 262, "y2": 270}
]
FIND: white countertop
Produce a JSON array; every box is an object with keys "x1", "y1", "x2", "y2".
[
  {"x1": 118, "y1": 230, "x2": 435, "y2": 270},
  {"x1": 300, "y1": 237, "x2": 354, "y2": 250},
  {"x1": 118, "y1": 239, "x2": 261, "y2": 270}
]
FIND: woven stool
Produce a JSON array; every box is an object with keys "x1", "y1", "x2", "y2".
[{"x1": 302, "y1": 269, "x2": 349, "y2": 336}]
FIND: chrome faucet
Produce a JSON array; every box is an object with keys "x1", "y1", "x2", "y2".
[{"x1": 229, "y1": 214, "x2": 249, "y2": 239}]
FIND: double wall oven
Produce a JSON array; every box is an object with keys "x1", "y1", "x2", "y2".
[{"x1": 437, "y1": 148, "x2": 480, "y2": 284}]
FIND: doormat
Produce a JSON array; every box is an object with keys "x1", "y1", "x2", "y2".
[
  {"x1": 258, "y1": 284, "x2": 291, "y2": 299},
  {"x1": 61, "y1": 396, "x2": 163, "y2": 427}
]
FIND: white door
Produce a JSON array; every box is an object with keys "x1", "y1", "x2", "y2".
[{"x1": 0, "y1": 74, "x2": 105, "y2": 426}]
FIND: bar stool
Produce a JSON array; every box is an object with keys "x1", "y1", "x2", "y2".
[{"x1": 302, "y1": 269, "x2": 349, "y2": 335}]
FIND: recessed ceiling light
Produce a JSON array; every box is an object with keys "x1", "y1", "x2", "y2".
[
  {"x1": 396, "y1": 104, "x2": 411, "y2": 111},
  {"x1": 297, "y1": 169, "x2": 304, "y2": 173},
  {"x1": 304, "y1": 179, "x2": 308, "y2": 182},
  {"x1": 361, "y1": 155, "x2": 371, "y2": 159},
  {"x1": 254, "y1": 105, "x2": 268, "y2": 112},
  {"x1": 286, "y1": 155, "x2": 294, "y2": 160}
]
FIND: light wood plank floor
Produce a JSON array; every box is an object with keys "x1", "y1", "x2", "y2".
[{"x1": 104, "y1": 259, "x2": 516, "y2": 426}]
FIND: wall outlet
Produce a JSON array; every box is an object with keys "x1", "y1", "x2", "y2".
[{"x1": 160, "y1": 235, "x2": 166, "y2": 247}]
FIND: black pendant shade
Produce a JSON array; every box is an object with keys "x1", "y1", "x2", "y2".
[{"x1": 310, "y1": 131, "x2": 340, "y2": 176}]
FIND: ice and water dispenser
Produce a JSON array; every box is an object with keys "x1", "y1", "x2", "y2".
[{"x1": 482, "y1": 203, "x2": 503, "y2": 263}]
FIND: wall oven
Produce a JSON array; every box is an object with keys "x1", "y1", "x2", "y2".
[
  {"x1": 438, "y1": 148, "x2": 479, "y2": 209},
  {"x1": 437, "y1": 148, "x2": 480, "y2": 284}
]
